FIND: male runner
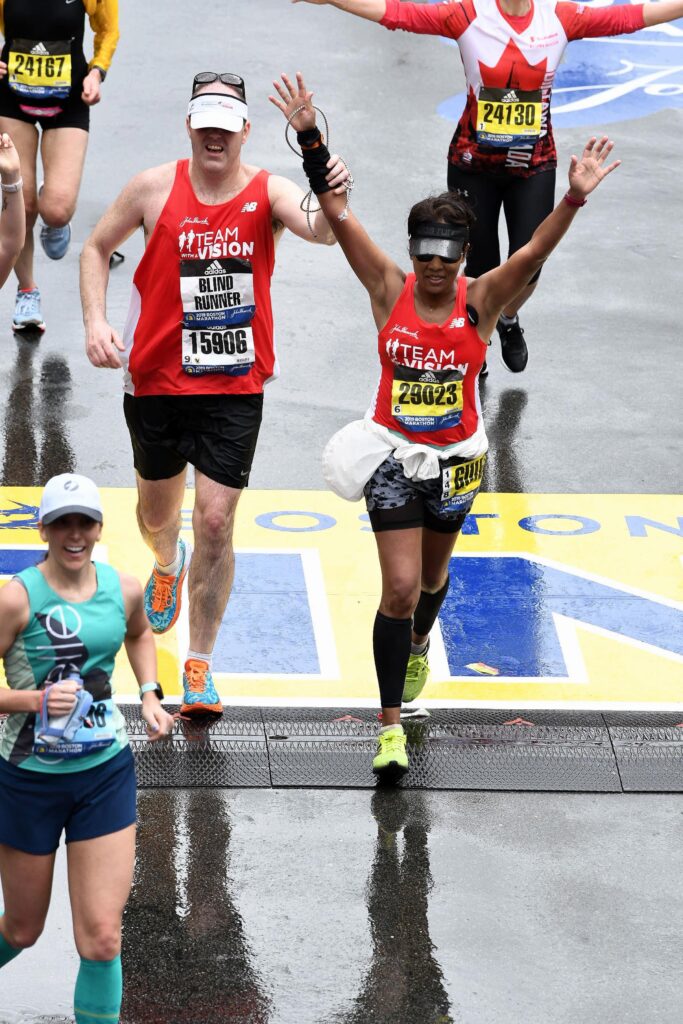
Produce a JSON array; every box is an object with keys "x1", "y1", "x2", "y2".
[{"x1": 80, "y1": 72, "x2": 349, "y2": 716}]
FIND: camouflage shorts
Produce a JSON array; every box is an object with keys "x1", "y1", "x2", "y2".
[{"x1": 364, "y1": 451, "x2": 486, "y2": 533}]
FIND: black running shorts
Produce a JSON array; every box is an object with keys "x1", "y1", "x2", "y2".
[
  {"x1": 0, "y1": 81, "x2": 90, "y2": 132},
  {"x1": 123, "y1": 393, "x2": 264, "y2": 490}
]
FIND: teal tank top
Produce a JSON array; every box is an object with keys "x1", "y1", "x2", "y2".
[{"x1": 1, "y1": 561, "x2": 129, "y2": 773}]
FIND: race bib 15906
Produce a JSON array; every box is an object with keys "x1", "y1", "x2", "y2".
[{"x1": 180, "y1": 256, "x2": 256, "y2": 376}]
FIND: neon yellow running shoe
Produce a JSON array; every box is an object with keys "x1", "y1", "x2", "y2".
[
  {"x1": 402, "y1": 647, "x2": 430, "y2": 703},
  {"x1": 372, "y1": 725, "x2": 408, "y2": 783}
]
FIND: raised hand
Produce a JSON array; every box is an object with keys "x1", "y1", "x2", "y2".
[
  {"x1": 269, "y1": 71, "x2": 317, "y2": 132},
  {"x1": 567, "y1": 136, "x2": 620, "y2": 199}
]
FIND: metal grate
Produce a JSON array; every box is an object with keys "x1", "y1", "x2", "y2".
[
  {"x1": 124, "y1": 705, "x2": 270, "y2": 788},
  {"x1": 2, "y1": 705, "x2": 682, "y2": 791}
]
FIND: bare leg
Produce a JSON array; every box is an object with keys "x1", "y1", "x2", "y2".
[
  {"x1": 68, "y1": 825, "x2": 135, "y2": 961},
  {"x1": 39, "y1": 127, "x2": 88, "y2": 228},
  {"x1": 0, "y1": 843, "x2": 55, "y2": 951},
  {"x1": 135, "y1": 470, "x2": 187, "y2": 567},
  {"x1": 0, "y1": 117, "x2": 39, "y2": 290},
  {"x1": 188, "y1": 471, "x2": 242, "y2": 654}
]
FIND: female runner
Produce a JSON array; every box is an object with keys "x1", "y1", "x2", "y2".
[
  {"x1": 292, "y1": 0, "x2": 683, "y2": 372},
  {"x1": 0, "y1": 0, "x2": 119, "y2": 333},
  {"x1": 0, "y1": 473, "x2": 173, "y2": 1023},
  {"x1": 271, "y1": 72, "x2": 619, "y2": 782}
]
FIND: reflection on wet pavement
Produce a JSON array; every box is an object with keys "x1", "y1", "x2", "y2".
[
  {"x1": 0, "y1": 342, "x2": 75, "y2": 487},
  {"x1": 121, "y1": 791, "x2": 272, "y2": 1024},
  {"x1": 118, "y1": 790, "x2": 453, "y2": 1024},
  {"x1": 479, "y1": 386, "x2": 529, "y2": 495},
  {"x1": 327, "y1": 790, "x2": 454, "y2": 1024}
]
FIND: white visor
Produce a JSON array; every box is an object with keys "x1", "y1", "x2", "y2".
[{"x1": 188, "y1": 93, "x2": 248, "y2": 132}]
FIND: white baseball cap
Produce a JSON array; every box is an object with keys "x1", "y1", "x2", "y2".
[
  {"x1": 39, "y1": 474, "x2": 103, "y2": 526},
  {"x1": 188, "y1": 92, "x2": 249, "y2": 132}
]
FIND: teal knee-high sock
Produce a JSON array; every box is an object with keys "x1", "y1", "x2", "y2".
[
  {"x1": 0, "y1": 914, "x2": 22, "y2": 968},
  {"x1": 74, "y1": 956, "x2": 123, "y2": 1024}
]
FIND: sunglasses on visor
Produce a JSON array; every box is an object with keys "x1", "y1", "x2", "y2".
[
  {"x1": 191, "y1": 72, "x2": 246, "y2": 99},
  {"x1": 413, "y1": 252, "x2": 461, "y2": 264}
]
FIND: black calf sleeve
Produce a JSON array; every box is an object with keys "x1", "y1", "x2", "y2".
[
  {"x1": 413, "y1": 576, "x2": 450, "y2": 638},
  {"x1": 373, "y1": 611, "x2": 412, "y2": 708}
]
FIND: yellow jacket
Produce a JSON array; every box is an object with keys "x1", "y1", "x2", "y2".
[{"x1": 0, "y1": 0, "x2": 119, "y2": 73}]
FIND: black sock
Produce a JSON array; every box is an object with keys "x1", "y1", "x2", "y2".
[
  {"x1": 413, "y1": 576, "x2": 450, "y2": 638},
  {"x1": 373, "y1": 611, "x2": 412, "y2": 709}
]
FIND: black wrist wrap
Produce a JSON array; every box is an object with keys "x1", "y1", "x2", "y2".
[{"x1": 297, "y1": 128, "x2": 332, "y2": 195}]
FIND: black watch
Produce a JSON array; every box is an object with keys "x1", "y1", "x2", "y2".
[
  {"x1": 92, "y1": 65, "x2": 107, "y2": 82},
  {"x1": 140, "y1": 682, "x2": 164, "y2": 701}
]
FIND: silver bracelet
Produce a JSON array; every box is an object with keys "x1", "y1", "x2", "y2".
[{"x1": 1, "y1": 177, "x2": 22, "y2": 193}]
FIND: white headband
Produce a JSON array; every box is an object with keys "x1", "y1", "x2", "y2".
[{"x1": 188, "y1": 93, "x2": 248, "y2": 132}]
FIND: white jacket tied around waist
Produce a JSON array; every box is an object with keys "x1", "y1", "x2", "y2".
[{"x1": 322, "y1": 413, "x2": 489, "y2": 502}]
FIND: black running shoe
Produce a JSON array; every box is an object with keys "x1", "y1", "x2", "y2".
[{"x1": 497, "y1": 317, "x2": 528, "y2": 373}]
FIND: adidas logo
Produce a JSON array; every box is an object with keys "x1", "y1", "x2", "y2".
[
  {"x1": 31, "y1": 42, "x2": 51, "y2": 56},
  {"x1": 419, "y1": 371, "x2": 439, "y2": 384},
  {"x1": 204, "y1": 260, "x2": 224, "y2": 275},
  {"x1": 501, "y1": 90, "x2": 518, "y2": 103}
]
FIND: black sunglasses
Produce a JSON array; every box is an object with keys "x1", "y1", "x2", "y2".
[
  {"x1": 191, "y1": 72, "x2": 246, "y2": 99},
  {"x1": 414, "y1": 252, "x2": 461, "y2": 264}
]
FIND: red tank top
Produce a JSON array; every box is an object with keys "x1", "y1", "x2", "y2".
[
  {"x1": 123, "y1": 162, "x2": 276, "y2": 396},
  {"x1": 372, "y1": 274, "x2": 487, "y2": 446}
]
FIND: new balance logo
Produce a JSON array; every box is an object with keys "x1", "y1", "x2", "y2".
[
  {"x1": 241, "y1": 202, "x2": 258, "y2": 213},
  {"x1": 204, "y1": 260, "x2": 224, "y2": 275},
  {"x1": 31, "y1": 42, "x2": 51, "y2": 55},
  {"x1": 501, "y1": 90, "x2": 518, "y2": 103},
  {"x1": 449, "y1": 317, "x2": 465, "y2": 329}
]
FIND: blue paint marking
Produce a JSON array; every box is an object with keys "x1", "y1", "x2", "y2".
[
  {"x1": 255, "y1": 511, "x2": 337, "y2": 533},
  {"x1": 431, "y1": 0, "x2": 683, "y2": 128},
  {"x1": 0, "y1": 548, "x2": 43, "y2": 575},
  {"x1": 212, "y1": 552, "x2": 320, "y2": 674},
  {"x1": 518, "y1": 515, "x2": 601, "y2": 536},
  {"x1": 440, "y1": 555, "x2": 683, "y2": 677},
  {"x1": 461, "y1": 513, "x2": 499, "y2": 536},
  {"x1": 0, "y1": 502, "x2": 40, "y2": 530},
  {"x1": 626, "y1": 516, "x2": 683, "y2": 538}
]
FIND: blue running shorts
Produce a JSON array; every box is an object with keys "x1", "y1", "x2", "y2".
[{"x1": 0, "y1": 746, "x2": 136, "y2": 855}]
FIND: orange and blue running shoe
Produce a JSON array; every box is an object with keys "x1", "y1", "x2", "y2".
[
  {"x1": 143, "y1": 539, "x2": 190, "y2": 634},
  {"x1": 181, "y1": 658, "x2": 223, "y2": 716}
]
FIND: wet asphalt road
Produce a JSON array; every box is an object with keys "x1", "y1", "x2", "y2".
[{"x1": 0, "y1": 2, "x2": 682, "y2": 1022}]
